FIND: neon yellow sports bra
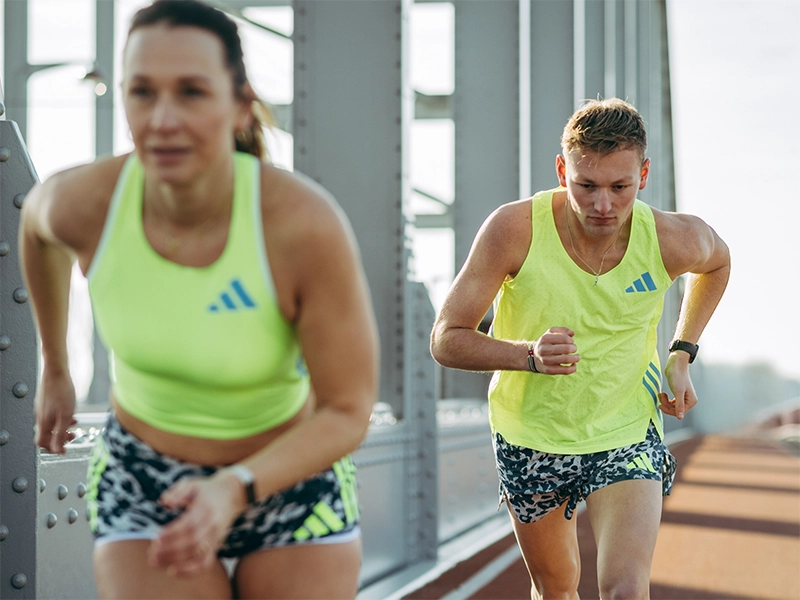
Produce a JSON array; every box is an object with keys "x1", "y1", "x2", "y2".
[{"x1": 88, "y1": 152, "x2": 309, "y2": 439}]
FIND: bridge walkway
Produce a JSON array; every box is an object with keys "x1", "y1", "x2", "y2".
[{"x1": 391, "y1": 431, "x2": 800, "y2": 600}]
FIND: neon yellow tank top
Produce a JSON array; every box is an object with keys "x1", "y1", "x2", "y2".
[
  {"x1": 87, "y1": 153, "x2": 309, "y2": 439},
  {"x1": 488, "y1": 189, "x2": 672, "y2": 454}
]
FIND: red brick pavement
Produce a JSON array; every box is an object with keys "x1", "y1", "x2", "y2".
[{"x1": 403, "y1": 434, "x2": 800, "y2": 600}]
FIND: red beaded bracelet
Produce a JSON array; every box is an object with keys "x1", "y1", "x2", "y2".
[{"x1": 527, "y1": 343, "x2": 540, "y2": 373}]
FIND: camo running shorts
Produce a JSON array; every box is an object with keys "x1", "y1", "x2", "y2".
[
  {"x1": 493, "y1": 421, "x2": 676, "y2": 522},
  {"x1": 86, "y1": 412, "x2": 360, "y2": 557}
]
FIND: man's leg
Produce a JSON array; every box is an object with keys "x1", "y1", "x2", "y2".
[
  {"x1": 508, "y1": 501, "x2": 581, "y2": 600},
  {"x1": 585, "y1": 479, "x2": 662, "y2": 600}
]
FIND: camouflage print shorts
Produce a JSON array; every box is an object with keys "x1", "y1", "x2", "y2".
[
  {"x1": 86, "y1": 412, "x2": 360, "y2": 557},
  {"x1": 493, "y1": 422, "x2": 676, "y2": 522}
]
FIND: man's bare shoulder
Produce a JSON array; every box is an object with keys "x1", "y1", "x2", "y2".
[
  {"x1": 480, "y1": 197, "x2": 532, "y2": 243},
  {"x1": 460, "y1": 197, "x2": 533, "y2": 279},
  {"x1": 652, "y1": 207, "x2": 728, "y2": 277}
]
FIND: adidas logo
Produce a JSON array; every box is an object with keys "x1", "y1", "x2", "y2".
[
  {"x1": 625, "y1": 451, "x2": 657, "y2": 473},
  {"x1": 293, "y1": 501, "x2": 347, "y2": 541},
  {"x1": 208, "y1": 278, "x2": 257, "y2": 312},
  {"x1": 625, "y1": 272, "x2": 657, "y2": 293}
]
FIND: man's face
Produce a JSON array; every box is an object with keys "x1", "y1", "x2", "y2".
[{"x1": 556, "y1": 147, "x2": 650, "y2": 239}]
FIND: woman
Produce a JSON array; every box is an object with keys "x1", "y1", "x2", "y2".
[{"x1": 20, "y1": 1, "x2": 378, "y2": 598}]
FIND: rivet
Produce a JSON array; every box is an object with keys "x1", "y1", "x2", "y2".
[
  {"x1": 0, "y1": 335, "x2": 9, "y2": 350},
  {"x1": 13, "y1": 194, "x2": 25, "y2": 209},
  {"x1": 12, "y1": 382, "x2": 28, "y2": 398},
  {"x1": 12, "y1": 477, "x2": 27, "y2": 493},
  {"x1": 67, "y1": 508, "x2": 78, "y2": 524},
  {"x1": 85, "y1": 507, "x2": 91, "y2": 521},
  {"x1": 0, "y1": 147, "x2": 10, "y2": 162},
  {"x1": 39, "y1": 479, "x2": 46, "y2": 493},
  {"x1": 13, "y1": 288, "x2": 28, "y2": 303},
  {"x1": 11, "y1": 573, "x2": 27, "y2": 589},
  {"x1": 57, "y1": 484, "x2": 68, "y2": 500},
  {"x1": 0, "y1": 430, "x2": 9, "y2": 445},
  {"x1": 76, "y1": 483, "x2": 87, "y2": 498},
  {"x1": 0, "y1": 241, "x2": 9, "y2": 256},
  {"x1": 0, "y1": 525, "x2": 8, "y2": 540},
  {"x1": 46, "y1": 513, "x2": 57, "y2": 528}
]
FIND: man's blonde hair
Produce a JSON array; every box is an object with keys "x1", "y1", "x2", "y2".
[{"x1": 561, "y1": 98, "x2": 647, "y2": 162}]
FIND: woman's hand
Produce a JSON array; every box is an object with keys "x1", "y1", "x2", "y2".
[
  {"x1": 35, "y1": 368, "x2": 78, "y2": 454},
  {"x1": 148, "y1": 470, "x2": 248, "y2": 577}
]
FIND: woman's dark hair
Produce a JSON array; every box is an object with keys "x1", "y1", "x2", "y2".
[{"x1": 128, "y1": 0, "x2": 273, "y2": 161}]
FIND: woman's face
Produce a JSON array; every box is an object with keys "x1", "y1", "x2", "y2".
[{"x1": 122, "y1": 24, "x2": 251, "y2": 186}]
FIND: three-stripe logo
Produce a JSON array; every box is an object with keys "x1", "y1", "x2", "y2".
[
  {"x1": 625, "y1": 272, "x2": 657, "y2": 293},
  {"x1": 208, "y1": 278, "x2": 257, "y2": 312},
  {"x1": 625, "y1": 451, "x2": 657, "y2": 473}
]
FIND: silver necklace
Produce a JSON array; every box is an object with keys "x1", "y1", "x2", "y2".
[{"x1": 564, "y1": 199, "x2": 626, "y2": 286}]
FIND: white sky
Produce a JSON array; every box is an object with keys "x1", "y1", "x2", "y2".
[
  {"x1": 668, "y1": 0, "x2": 800, "y2": 379},
  {"x1": 3, "y1": 0, "x2": 799, "y2": 392}
]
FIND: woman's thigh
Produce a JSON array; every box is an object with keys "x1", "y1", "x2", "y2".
[
  {"x1": 234, "y1": 538, "x2": 362, "y2": 600},
  {"x1": 94, "y1": 539, "x2": 231, "y2": 600}
]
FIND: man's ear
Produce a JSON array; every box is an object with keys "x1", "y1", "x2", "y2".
[
  {"x1": 639, "y1": 157, "x2": 651, "y2": 190},
  {"x1": 556, "y1": 154, "x2": 567, "y2": 187}
]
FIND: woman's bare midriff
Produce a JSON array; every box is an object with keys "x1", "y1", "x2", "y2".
[{"x1": 112, "y1": 397, "x2": 313, "y2": 466}]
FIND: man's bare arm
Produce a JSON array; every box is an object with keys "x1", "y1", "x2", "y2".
[
  {"x1": 430, "y1": 200, "x2": 581, "y2": 375},
  {"x1": 656, "y1": 211, "x2": 731, "y2": 418}
]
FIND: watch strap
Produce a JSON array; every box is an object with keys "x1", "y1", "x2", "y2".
[
  {"x1": 226, "y1": 464, "x2": 256, "y2": 504},
  {"x1": 668, "y1": 339, "x2": 698, "y2": 363}
]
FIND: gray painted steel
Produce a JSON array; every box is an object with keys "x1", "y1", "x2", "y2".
[
  {"x1": 0, "y1": 120, "x2": 40, "y2": 599},
  {"x1": 437, "y1": 405, "x2": 498, "y2": 544},
  {"x1": 445, "y1": 0, "x2": 520, "y2": 403},
  {"x1": 293, "y1": 0, "x2": 412, "y2": 419},
  {"x1": 85, "y1": 0, "x2": 114, "y2": 409},
  {"x1": 453, "y1": 0, "x2": 520, "y2": 271},
  {"x1": 36, "y1": 450, "x2": 97, "y2": 600},
  {"x1": 529, "y1": 0, "x2": 574, "y2": 192},
  {"x1": 293, "y1": 1, "x2": 442, "y2": 583},
  {"x1": 355, "y1": 282, "x2": 439, "y2": 585},
  {"x1": 3, "y1": 1, "x2": 30, "y2": 140},
  {"x1": 583, "y1": 0, "x2": 606, "y2": 101}
]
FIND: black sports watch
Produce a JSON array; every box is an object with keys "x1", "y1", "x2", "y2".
[{"x1": 668, "y1": 339, "x2": 699, "y2": 364}]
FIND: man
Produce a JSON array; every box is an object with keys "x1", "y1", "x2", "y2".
[{"x1": 430, "y1": 98, "x2": 729, "y2": 599}]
